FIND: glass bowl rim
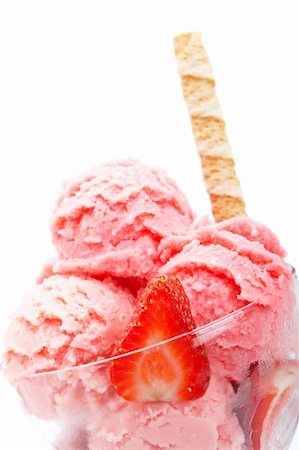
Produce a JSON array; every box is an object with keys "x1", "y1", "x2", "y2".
[
  {"x1": 24, "y1": 301, "x2": 256, "y2": 380},
  {"x1": 5, "y1": 265, "x2": 297, "y2": 382}
]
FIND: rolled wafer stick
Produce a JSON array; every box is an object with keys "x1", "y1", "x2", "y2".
[{"x1": 174, "y1": 32, "x2": 246, "y2": 222}]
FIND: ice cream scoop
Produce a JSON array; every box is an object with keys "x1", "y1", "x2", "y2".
[
  {"x1": 160, "y1": 216, "x2": 296, "y2": 382},
  {"x1": 50, "y1": 159, "x2": 195, "y2": 280},
  {"x1": 4, "y1": 274, "x2": 135, "y2": 419},
  {"x1": 87, "y1": 376, "x2": 245, "y2": 450}
]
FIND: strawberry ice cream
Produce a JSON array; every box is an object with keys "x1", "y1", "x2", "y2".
[
  {"x1": 160, "y1": 217, "x2": 296, "y2": 382},
  {"x1": 2, "y1": 161, "x2": 298, "y2": 450},
  {"x1": 4, "y1": 274, "x2": 135, "y2": 419},
  {"x1": 50, "y1": 159, "x2": 195, "y2": 280},
  {"x1": 87, "y1": 376, "x2": 245, "y2": 450}
]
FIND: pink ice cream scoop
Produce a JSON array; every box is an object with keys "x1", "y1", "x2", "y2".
[
  {"x1": 160, "y1": 217, "x2": 296, "y2": 382},
  {"x1": 50, "y1": 159, "x2": 195, "y2": 280},
  {"x1": 4, "y1": 274, "x2": 135, "y2": 420},
  {"x1": 86, "y1": 376, "x2": 245, "y2": 450}
]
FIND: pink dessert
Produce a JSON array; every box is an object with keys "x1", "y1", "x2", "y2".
[
  {"x1": 3, "y1": 160, "x2": 298, "y2": 450},
  {"x1": 4, "y1": 274, "x2": 134, "y2": 420},
  {"x1": 159, "y1": 217, "x2": 296, "y2": 382},
  {"x1": 87, "y1": 376, "x2": 245, "y2": 450},
  {"x1": 50, "y1": 159, "x2": 194, "y2": 280}
]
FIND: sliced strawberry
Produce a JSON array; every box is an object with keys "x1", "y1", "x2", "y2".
[
  {"x1": 236, "y1": 360, "x2": 299, "y2": 450},
  {"x1": 250, "y1": 360, "x2": 299, "y2": 450},
  {"x1": 110, "y1": 275, "x2": 210, "y2": 402}
]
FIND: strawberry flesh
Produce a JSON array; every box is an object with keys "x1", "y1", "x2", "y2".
[
  {"x1": 235, "y1": 360, "x2": 299, "y2": 450},
  {"x1": 249, "y1": 361, "x2": 299, "y2": 450},
  {"x1": 110, "y1": 275, "x2": 210, "y2": 402}
]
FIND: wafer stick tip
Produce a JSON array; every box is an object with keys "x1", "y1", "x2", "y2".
[{"x1": 173, "y1": 32, "x2": 202, "y2": 55}]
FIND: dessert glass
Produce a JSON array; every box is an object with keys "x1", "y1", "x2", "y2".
[{"x1": 7, "y1": 270, "x2": 299, "y2": 450}]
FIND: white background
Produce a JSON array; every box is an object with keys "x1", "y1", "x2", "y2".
[{"x1": 0, "y1": 0, "x2": 298, "y2": 449}]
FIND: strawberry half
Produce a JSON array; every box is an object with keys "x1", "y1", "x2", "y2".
[
  {"x1": 250, "y1": 361, "x2": 299, "y2": 450},
  {"x1": 110, "y1": 275, "x2": 210, "y2": 402},
  {"x1": 235, "y1": 360, "x2": 299, "y2": 450}
]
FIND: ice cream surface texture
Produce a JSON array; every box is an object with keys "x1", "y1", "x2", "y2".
[
  {"x1": 160, "y1": 216, "x2": 295, "y2": 381},
  {"x1": 87, "y1": 376, "x2": 245, "y2": 450},
  {"x1": 4, "y1": 274, "x2": 135, "y2": 381},
  {"x1": 4, "y1": 274, "x2": 135, "y2": 419},
  {"x1": 51, "y1": 159, "x2": 195, "y2": 279}
]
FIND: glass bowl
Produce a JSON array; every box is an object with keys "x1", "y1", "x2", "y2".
[{"x1": 5, "y1": 271, "x2": 299, "y2": 450}]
